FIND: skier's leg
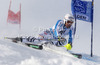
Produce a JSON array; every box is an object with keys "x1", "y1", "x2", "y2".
[
  {"x1": 22, "y1": 29, "x2": 53, "y2": 44},
  {"x1": 38, "y1": 29, "x2": 53, "y2": 40},
  {"x1": 22, "y1": 36, "x2": 40, "y2": 44},
  {"x1": 52, "y1": 39, "x2": 67, "y2": 46}
]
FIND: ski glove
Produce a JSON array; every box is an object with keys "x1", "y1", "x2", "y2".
[
  {"x1": 64, "y1": 43, "x2": 72, "y2": 50},
  {"x1": 57, "y1": 36, "x2": 66, "y2": 41},
  {"x1": 56, "y1": 37, "x2": 67, "y2": 46}
]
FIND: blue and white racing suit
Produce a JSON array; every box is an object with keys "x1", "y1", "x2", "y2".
[
  {"x1": 22, "y1": 20, "x2": 74, "y2": 46},
  {"x1": 37, "y1": 19, "x2": 74, "y2": 46}
]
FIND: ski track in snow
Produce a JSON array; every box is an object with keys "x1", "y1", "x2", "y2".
[{"x1": 0, "y1": 39, "x2": 100, "y2": 65}]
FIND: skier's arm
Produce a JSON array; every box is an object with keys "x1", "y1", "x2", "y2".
[
  {"x1": 54, "y1": 20, "x2": 64, "y2": 37},
  {"x1": 68, "y1": 30, "x2": 73, "y2": 44},
  {"x1": 64, "y1": 29, "x2": 73, "y2": 50}
]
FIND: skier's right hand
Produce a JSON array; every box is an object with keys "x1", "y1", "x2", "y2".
[
  {"x1": 12, "y1": 37, "x2": 22, "y2": 43},
  {"x1": 64, "y1": 43, "x2": 72, "y2": 50}
]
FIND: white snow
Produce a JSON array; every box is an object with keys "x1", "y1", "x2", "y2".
[
  {"x1": 0, "y1": 0, "x2": 100, "y2": 65},
  {"x1": 0, "y1": 37, "x2": 100, "y2": 65}
]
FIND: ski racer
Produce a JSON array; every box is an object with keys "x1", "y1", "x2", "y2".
[{"x1": 12, "y1": 14, "x2": 75, "y2": 50}]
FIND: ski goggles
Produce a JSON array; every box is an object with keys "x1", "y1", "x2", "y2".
[{"x1": 65, "y1": 20, "x2": 73, "y2": 25}]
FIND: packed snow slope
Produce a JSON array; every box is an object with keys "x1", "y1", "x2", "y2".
[{"x1": 0, "y1": 38, "x2": 100, "y2": 65}]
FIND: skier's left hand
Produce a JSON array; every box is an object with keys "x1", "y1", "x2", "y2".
[
  {"x1": 57, "y1": 36, "x2": 66, "y2": 41},
  {"x1": 55, "y1": 36, "x2": 66, "y2": 46},
  {"x1": 57, "y1": 36, "x2": 61, "y2": 41}
]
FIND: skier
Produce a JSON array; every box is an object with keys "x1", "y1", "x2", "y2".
[{"x1": 12, "y1": 14, "x2": 75, "y2": 50}]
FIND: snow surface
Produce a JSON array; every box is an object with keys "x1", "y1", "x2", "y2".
[{"x1": 0, "y1": 38, "x2": 100, "y2": 65}]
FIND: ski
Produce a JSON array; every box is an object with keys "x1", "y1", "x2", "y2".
[
  {"x1": 25, "y1": 43, "x2": 43, "y2": 50},
  {"x1": 25, "y1": 43, "x2": 82, "y2": 58},
  {"x1": 43, "y1": 45, "x2": 82, "y2": 59},
  {"x1": 4, "y1": 37, "x2": 43, "y2": 50},
  {"x1": 5, "y1": 37, "x2": 82, "y2": 59},
  {"x1": 71, "y1": 53, "x2": 82, "y2": 59}
]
